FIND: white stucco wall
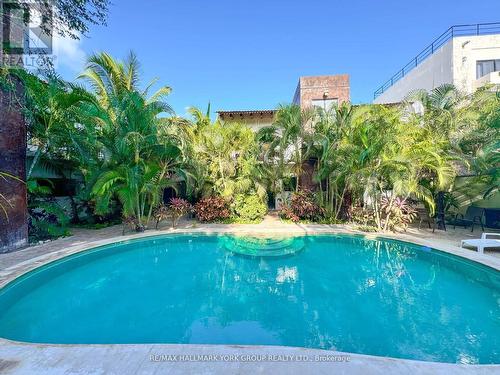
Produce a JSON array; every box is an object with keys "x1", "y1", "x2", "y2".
[
  {"x1": 374, "y1": 34, "x2": 500, "y2": 103},
  {"x1": 374, "y1": 40, "x2": 454, "y2": 104},
  {"x1": 452, "y1": 34, "x2": 500, "y2": 94},
  {"x1": 241, "y1": 119, "x2": 274, "y2": 132}
]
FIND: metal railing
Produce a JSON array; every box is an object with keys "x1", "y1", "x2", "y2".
[{"x1": 373, "y1": 22, "x2": 500, "y2": 99}]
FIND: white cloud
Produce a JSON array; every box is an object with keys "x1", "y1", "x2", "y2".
[{"x1": 52, "y1": 32, "x2": 87, "y2": 76}]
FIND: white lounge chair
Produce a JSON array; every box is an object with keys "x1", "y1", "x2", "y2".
[{"x1": 460, "y1": 233, "x2": 500, "y2": 254}]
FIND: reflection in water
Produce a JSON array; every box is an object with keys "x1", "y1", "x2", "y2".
[{"x1": 0, "y1": 234, "x2": 498, "y2": 364}]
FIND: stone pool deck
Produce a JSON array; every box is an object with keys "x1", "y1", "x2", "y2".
[{"x1": 1, "y1": 217, "x2": 499, "y2": 374}]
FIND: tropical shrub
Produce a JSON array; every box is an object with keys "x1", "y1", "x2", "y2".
[
  {"x1": 279, "y1": 206, "x2": 300, "y2": 223},
  {"x1": 27, "y1": 179, "x2": 71, "y2": 242},
  {"x1": 168, "y1": 198, "x2": 192, "y2": 227},
  {"x1": 232, "y1": 194, "x2": 267, "y2": 222},
  {"x1": 152, "y1": 204, "x2": 170, "y2": 229},
  {"x1": 80, "y1": 52, "x2": 181, "y2": 231},
  {"x1": 122, "y1": 215, "x2": 141, "y2": 235},
  {"x1": 380, "y1": 197, "x2": 417, "y2": 232},
  {"x1": 349, "y1": 205, "x2": 376, "y2": 227},
  {"x1": 194, "y1": 196, "x2": 231, "y2": 222},
  {"x1": 179, "y1": 118, "x2": 267, "y2": 200},
  {"x1": 350, "y1": 198, "x2": 417, "y2": 232},
  {"x1": 280, "y1": 190, "x2": 324, "y2": 222},
  {"x1": 28, "y1": 202, "x2": 71, "y2": 242}
]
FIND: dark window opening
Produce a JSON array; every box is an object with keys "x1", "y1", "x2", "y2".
[{"x1": 476, "y1": 59, "x2": 500, "y2": 79}]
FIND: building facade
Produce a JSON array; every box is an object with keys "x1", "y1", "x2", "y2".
[
  {"x1": 217, "y1": 74, "x2": 350, "y2": 131},
  {"x1": 216, "y1": 109, "x2": 276, "y2": 132},
  {"x1": 293, "y1": 74, "x2": 350, "y2": 110},
  {"x1": 374, "y1": 23, "x2": 500, "y2": 104}
]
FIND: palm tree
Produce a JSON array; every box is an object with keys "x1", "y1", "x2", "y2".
[
  {"x1": 171, "y1": 105, "x2": 214, "y2": 200},
  {"x1": 79, "y1": 52, "x2": 180, "y2": 230},
  {"x1": 311, "y1": 103, "x2": 354, "y2": 218},
  {"x1": 404, "y1": 84, "x2": 469, "y2": 227},
  {"x1": 455, "y1": 86, "x2": 500, "y2": 201},
  {"x1": 257, "y1": 104, "x2": 313, "y2": 193},
  {"x1": 17, "y1": 71, "x2": 95, "y2": 179}
]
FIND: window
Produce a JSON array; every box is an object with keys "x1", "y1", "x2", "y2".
[
  {"x1": 476, "y1": 59, "x2": 500, "y2": 79},
  {"x1": 311, "y1": 98, "x2": 338, "y2": 111}
]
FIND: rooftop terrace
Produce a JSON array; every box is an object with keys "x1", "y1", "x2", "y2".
[{"x1": 374, "y1": 22, "x2": 500, "y2": 99}]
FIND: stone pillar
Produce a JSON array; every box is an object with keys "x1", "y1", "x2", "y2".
[{"x1": 0, "y1": 74, "x2": 28, "y2": 252}]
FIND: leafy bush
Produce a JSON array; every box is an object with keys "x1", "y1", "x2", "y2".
[
  {"x1": 232, "y1": 194, "x2": 267, "y2": 222},
  {"x1": 349, "y1": 205, "x2": 376, "y2": 227},
  {"x1": 29, "y1": 201, "x2": 70, "y2": 242},
  {"x1": 349, "y1": 198, "x2": 417, "y2": 232},
  {"x1": 152, "y1": 204, "x2": 170, "y2": 229},
  {"x1": 27, "y1": 179, "x2": 71, "y2": 242},
  {"x1": 279, "y1": 206, "x2": 300, "y2": 222},
  {"x1": 122, "y1": 215, "x2": 142, "y2": 235},
  {"x1": 380, "y1": 197, "x2": 417, "y2": 232},
  {"x1": 279, "y1": 190, "x2": 324, "y2": 222},
  {"x1": 169, "y1": 198, "x2": 192, "y2": 227},
  {"x1": 194, "y1": 196, "x2": 231, "y2": 222}
]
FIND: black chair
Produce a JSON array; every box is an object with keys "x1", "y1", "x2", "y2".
[
  {"x1": 451, "y1": 206, "x2": 485, "y2": 232},
  {"x1": 417, "y1": 208, "x2": 437, "y2": 233}
]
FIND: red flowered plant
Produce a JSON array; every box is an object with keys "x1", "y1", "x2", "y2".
[
  {"x1": 279, "y1": 190, "x2": 324, "y2": 222},
  {"x1": 380, "y1": 197, "x2": 417, "y2": 231},
  {"x1": 169, "y1": 198, "x2": 192, "y2": 228},
  {"x1": 194, "y1": 196, "x2": 231, "y2": 222},
  {"x1": 152, "y1": 204, "x2": 170, "y2": 229},
  {"x1": 279, "y1": 206, "x2": 300, "y2": 222}
]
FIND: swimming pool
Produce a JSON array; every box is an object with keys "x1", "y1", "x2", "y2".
[{"x1": 0, "y1": 234, "x2": 498, "y2": 364}]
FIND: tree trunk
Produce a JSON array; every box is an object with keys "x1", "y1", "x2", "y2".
[{"x1": 0, "y1": 74, "x2": 28, "y2": 252}]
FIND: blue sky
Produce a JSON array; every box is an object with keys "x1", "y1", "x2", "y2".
[{"x1": 54, "y1": 0, "x2": 500, "y2": 116}]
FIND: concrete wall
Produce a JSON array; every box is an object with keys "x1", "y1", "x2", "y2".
[
  {"x1": 374, "y1": 40, "x2": 454, "y2": 104},
  {"x1": 452, "y1": 34, "x2": 500, "y2": 94},
  {"x1": 374, "y1": 34, "x2": 500, "y2": 104}
]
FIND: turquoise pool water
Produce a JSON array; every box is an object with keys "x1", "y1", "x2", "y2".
[{"x1": 0, "y1": 234, "x2": 499, "y2": 364}]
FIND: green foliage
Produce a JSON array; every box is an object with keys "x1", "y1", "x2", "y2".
[
  {"x1": 380, "y1": 197, "x2": 417, "y2": 232},
  {"x1": 175, "y1": 114, "x2": 266, "y2": 201},
  {"x1": 79, "y1": 52, "x2": 182, "y2": 230},
  {"x1": 232, "y1": 194, "x2": 267, "y2": 222},
  {"x1": 28, "y1": 201, "x2": 71, "y2": 242},
  {"x1": 307, "y1": 94, "x2": 459, "y2": 230},
  {"x1": 5, "y1": 51, "x2": 499, "y2": 235},
  {"x1": 27, "y1": 179, "x2": 70, "y2": 242},
  {"x1": 257, "y1": 104, "x2": 314, "y2": 194},
  {"x1": 0, "y1": 1, "x2": 109, "y2": 41}
]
